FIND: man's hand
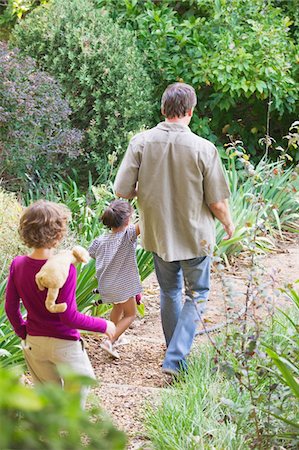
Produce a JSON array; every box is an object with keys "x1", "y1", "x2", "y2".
[
  {"x1": 115, "y1": 190, "x2": 137, "y2": 199},
  {"x1": 208, "y1": 199, "x2": 235, "y2": 240},
  {"x1": 105, "y1": 320, "x2": 116, "y2": 340},
  {"x1": 223, "y1": 222, "x2": 235, "y2": 240}
]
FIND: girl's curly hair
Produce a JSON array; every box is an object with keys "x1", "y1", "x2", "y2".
[{"x1": 19, "y1": 200, "x2": 71, "y2": 248}]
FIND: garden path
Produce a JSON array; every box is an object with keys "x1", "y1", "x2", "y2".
[{"x1": 86, "y1": 234, "x2": 299, "y2": 450}]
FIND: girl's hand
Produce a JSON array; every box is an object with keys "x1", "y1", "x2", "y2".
[{"x1": 105, "y1": 320, "x2": 116, "y2": 340}]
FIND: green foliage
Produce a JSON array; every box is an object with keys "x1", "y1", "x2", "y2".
[
  {"x1": 216, "y1": 156, "x2": 299, "y2": 258},
  {"x1": 145, "y1": 304, "x2": 299, "y2": 449},
  {"x1": 145, "y1": 346, "x2": 249, "y2": 449},
  {"x1": 0, "y1": 42, "x2": 83, "y2": 190},
  {"x1": 97, "y1": 0, "x2": 299, "y2": 158},
  {"x1": 263, "y1": 281, "x2": 299, "y2": 429},
  {"x1": 0, "y1": 365, "x2": 126, "y2": 449},
  {"x1": 0, "y1": 265, "x2": 24, "y2": 369},
  {"x1": 11, "y1": 0, "x2": 155, "y2": 180},
  {"x1": 0, "y1": 1, "x2": 49, "y2": 28},
  {"x1": 24, "y1": 172, "x2": 113, "y2": 245},
  {"x1": 283, "y1": 120, "x2": 299, "y2": 162},
  {"x1": 274, "y1": 0, "x2": 299, "y2": 41}
]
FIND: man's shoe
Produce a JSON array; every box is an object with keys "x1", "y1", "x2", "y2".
[{"x1": 161, "y1": 367, "x2": 179, "y2": 376}]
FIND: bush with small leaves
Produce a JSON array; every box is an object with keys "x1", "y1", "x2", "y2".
[
  {"x1": 0, "y1": 42, "x2": 83, "y2": 191},
  {"x1": 12, "y1": 0, "x2": 155, "y2": 181}
]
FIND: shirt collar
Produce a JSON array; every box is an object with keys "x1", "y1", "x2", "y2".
[{"x1": 156, "y1": 121, "x2": 191, "y2": 132}]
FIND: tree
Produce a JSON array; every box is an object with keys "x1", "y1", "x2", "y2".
[
  {"x1": 12, "y1": 0, "x2": 156, "y2": 180},
  {"x1": 97, "y1": 0, "x2": 299, "y2": 159}
]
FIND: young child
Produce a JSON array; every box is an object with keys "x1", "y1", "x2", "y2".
[
  {"x1": 5, "y1": 200, "x2": 115, "y2": 407},
  {"x1": 88, "y1": 199, "x2": 141, "y2": 359}
]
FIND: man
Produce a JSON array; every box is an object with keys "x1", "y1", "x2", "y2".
[{"x1": 114, "y1": 82, "x2": 235, "y2": 375}]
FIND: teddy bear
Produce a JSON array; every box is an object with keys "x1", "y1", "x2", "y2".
[{"x1": 35, "y1": 246, "x2": 90, "y2": 313}]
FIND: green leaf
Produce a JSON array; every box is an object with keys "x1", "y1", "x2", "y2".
[
  {"x1": 255, "y1": 80, "x2": 267, "y2": 93},
  {"x1": 265, "y1": 347, "x2": 299, "y2": 398}
]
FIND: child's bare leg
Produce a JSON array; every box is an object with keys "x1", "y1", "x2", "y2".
[
  {"x1": 110, "y1": 304, "x2": 123, "y2": 326},
  {"x1": 111, "y1": 297, "x2": 136, "y2": 343}
]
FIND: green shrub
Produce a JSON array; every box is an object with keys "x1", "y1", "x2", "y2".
[
  {"x1": 97, "y1": 0, "x2": 299, "y2": 159},
  {"x1": 216, "y1": 157, "x2": 299, "y2": 258},
  {"x1": 0, "y1": 365, "x2": 126, "y2": 450},
  {"x1": 12, "y1": 0, "x2": 155, "y2": 180},
  {"x1": 0, "y1": 42, "x2": 83, "y2": 190},
  {"x1": 0, "y1": 1, "x2": 49, "y2": 30}
]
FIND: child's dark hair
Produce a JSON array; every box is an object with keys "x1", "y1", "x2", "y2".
[{"x1": 101, "y1": 200, "x2": 133, "y2": 229}]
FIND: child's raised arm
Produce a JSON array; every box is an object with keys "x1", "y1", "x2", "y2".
[{"x1": 88, "y1": 238, "x2": 100, "y2": 259}]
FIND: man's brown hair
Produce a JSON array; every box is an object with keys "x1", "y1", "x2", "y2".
[
  {"x1": 19, "y1": 200, "x2": 71, "y2": 248},
  {"x1": 161, "y1": 82, "x2": 197, "y2": 119}
]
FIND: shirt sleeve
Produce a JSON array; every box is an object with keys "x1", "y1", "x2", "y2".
[
  {"x1": 114, "y1": 138, "x2": 141, "y2": 198},
  {"x1": 203, "y1": 145, "x2": 231, "y2": 204},
  {"x1": 5, "y1": 260, "x2": 27, "y2": 339},
  {"x1": 127, "y1": 224, "x2": 137, "y2": 243},
  {"x1": 57, "y1": 265, "x2": 107, "y2": 334},
  {"x1": 88, "y1": 238, "x2": 99, "y2": 259}
]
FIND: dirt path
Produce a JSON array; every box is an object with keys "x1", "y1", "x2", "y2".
[{"x1": 86, "y1": 235, "x2": 299, "y2": 449}]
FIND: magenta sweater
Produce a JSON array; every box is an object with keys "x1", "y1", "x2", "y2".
[{"x1": 5, "y1": 256, "x2": 107, "y2": 341}]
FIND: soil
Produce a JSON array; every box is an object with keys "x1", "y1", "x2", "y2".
[{"x1": 85, "y1": 234, "x2": 299, "y2": 450}]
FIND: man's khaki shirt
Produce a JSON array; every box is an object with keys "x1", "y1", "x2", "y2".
[{"x1": 114, "y1": 121, "x2": 230, "y2": 262}]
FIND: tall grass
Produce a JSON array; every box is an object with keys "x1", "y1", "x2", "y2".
[
  {"x1": 145, "y1": 301, "x2": 299, "y2": 449},
  {"x1": 145, "y1": 347, "x2": 249, "y2": 450},
  {"x1": 263, "y1": 281, "x2": 299, "y2": 431},
  {"x1": 216, "y1": 158, "x2": 299, "y2": 258}
]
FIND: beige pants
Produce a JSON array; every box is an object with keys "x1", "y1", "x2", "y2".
[{"x1": 22, "y1": 335, "x2": 96, "y2": 408}]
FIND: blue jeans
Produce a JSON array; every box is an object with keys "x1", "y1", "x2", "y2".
[{"x1": 153, "y1": 254, "x2": 211, "y2": 372}]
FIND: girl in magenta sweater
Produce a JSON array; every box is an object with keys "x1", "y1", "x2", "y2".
[{"x1": 5, "y1": 200, "x2": 115, "y2": 406}]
